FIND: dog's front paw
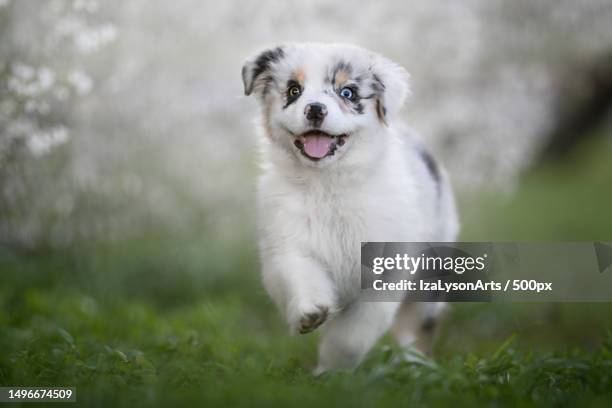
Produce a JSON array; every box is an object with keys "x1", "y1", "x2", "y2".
[
  {"x1": 298, "y1": 305, "x2": 329, "y2": 334},
  {"x1": 288, "y1": 301, "x2": 332, "y2": 335}
]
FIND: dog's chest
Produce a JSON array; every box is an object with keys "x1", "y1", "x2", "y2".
[
  {"x1": 261, "y1": 169, "x2": 422, "y2": 299},
  {"x1": 293, "y1": 185, "x2": 369, "y2": 295}
]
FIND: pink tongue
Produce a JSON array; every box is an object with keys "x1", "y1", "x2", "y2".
[{"x1": 303, "y1": 134, "x2": 333, "y2": 158}]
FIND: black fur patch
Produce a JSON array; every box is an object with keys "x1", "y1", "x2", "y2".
[
  {"x1": 419, "y1": 148, "x2": 441, "y2": 189},
  {"x1": 245, "y1": 46, "x2": 285, "y2": 96},
  {"x1": 372, "y1": 73, "x2": 386, "y2": 93},
  {"x1": 354, "y1": 101, "x2": 364, "y2": 114}
]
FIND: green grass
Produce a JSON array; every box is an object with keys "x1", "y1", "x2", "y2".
[{"x1": 1, "y1": 137, "x2": 612, "y2": 407}]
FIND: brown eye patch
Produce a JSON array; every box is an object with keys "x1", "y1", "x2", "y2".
[
  {"x1": 335, "y1": 70, "x2": 350, "y2": 88},
  {"x1": 328, "y1": 60, "x2": 353, "y2": 88},
  {"x1": 293, "y1": 68, "x2": 305, "y2": 86},
  {"x1": 326, "y1": 61, "x2": 372, "y2": 115}
]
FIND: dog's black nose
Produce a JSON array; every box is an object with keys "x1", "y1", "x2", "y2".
[{"x1": 305, "y1": 102, "x2": 327, "y2": 125}]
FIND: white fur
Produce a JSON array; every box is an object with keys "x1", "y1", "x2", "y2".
[{"x1": 243, "y1": 43, "x2": 459, "y2": 373}]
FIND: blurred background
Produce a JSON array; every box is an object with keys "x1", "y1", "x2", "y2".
[
  {"x1": 2, "y1": 0, "x2": 612, "y2": 249},
  {"x1": 1, "y1": 0, "x2": 612, "y2": 399}
]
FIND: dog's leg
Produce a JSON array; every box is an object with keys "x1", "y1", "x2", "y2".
[
  {"x1": 262, "y1": 251, "x2": 337, "y2": 334},
  {"x1": 391, "y1": 301, "x2": 446, "y2": 355},
  {"x1": 314, "y1": 300, "x2": 399, "y2": 374}
]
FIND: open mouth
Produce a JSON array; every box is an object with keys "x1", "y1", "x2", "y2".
[{"x1": 293, "y1": 130, "x2": 348, "y2": 161}]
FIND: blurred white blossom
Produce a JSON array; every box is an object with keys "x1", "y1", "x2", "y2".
[
  {"x1": 67, "y1": 69, "x2": 92, "y2": 94},
  {"x1": 1, "y1": 0, "x2": 611, "y2": 248},
  {"x1": 0, "y1": 0, "x2": 117, "y2": 247},
  {"x1": 73, "y1": 23, "x2": 117, "y2": 54},
  {"x1": 26, "y1": 126, "x2": 70, "y2": 156}
]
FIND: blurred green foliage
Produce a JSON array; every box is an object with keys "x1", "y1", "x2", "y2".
[{"x1": 1, "y1": 137, "x2": 611, "y2": 407}]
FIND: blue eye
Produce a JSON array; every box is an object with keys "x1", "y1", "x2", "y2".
[{"x1": 340, "y1": 87, "x2": 354, "y2": 100}]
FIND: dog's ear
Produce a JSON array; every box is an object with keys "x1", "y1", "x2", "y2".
[
  {"x1": 371, "y1": 56, "x2": 410, "y2": 125},
  {"x1": 242, "y1": 46, "x2": 285, "y2": 96}
]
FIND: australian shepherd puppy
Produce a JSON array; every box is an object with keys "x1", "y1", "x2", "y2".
[{"x1": 242, "y1": 43, "x2": 459, "y2": 374}]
